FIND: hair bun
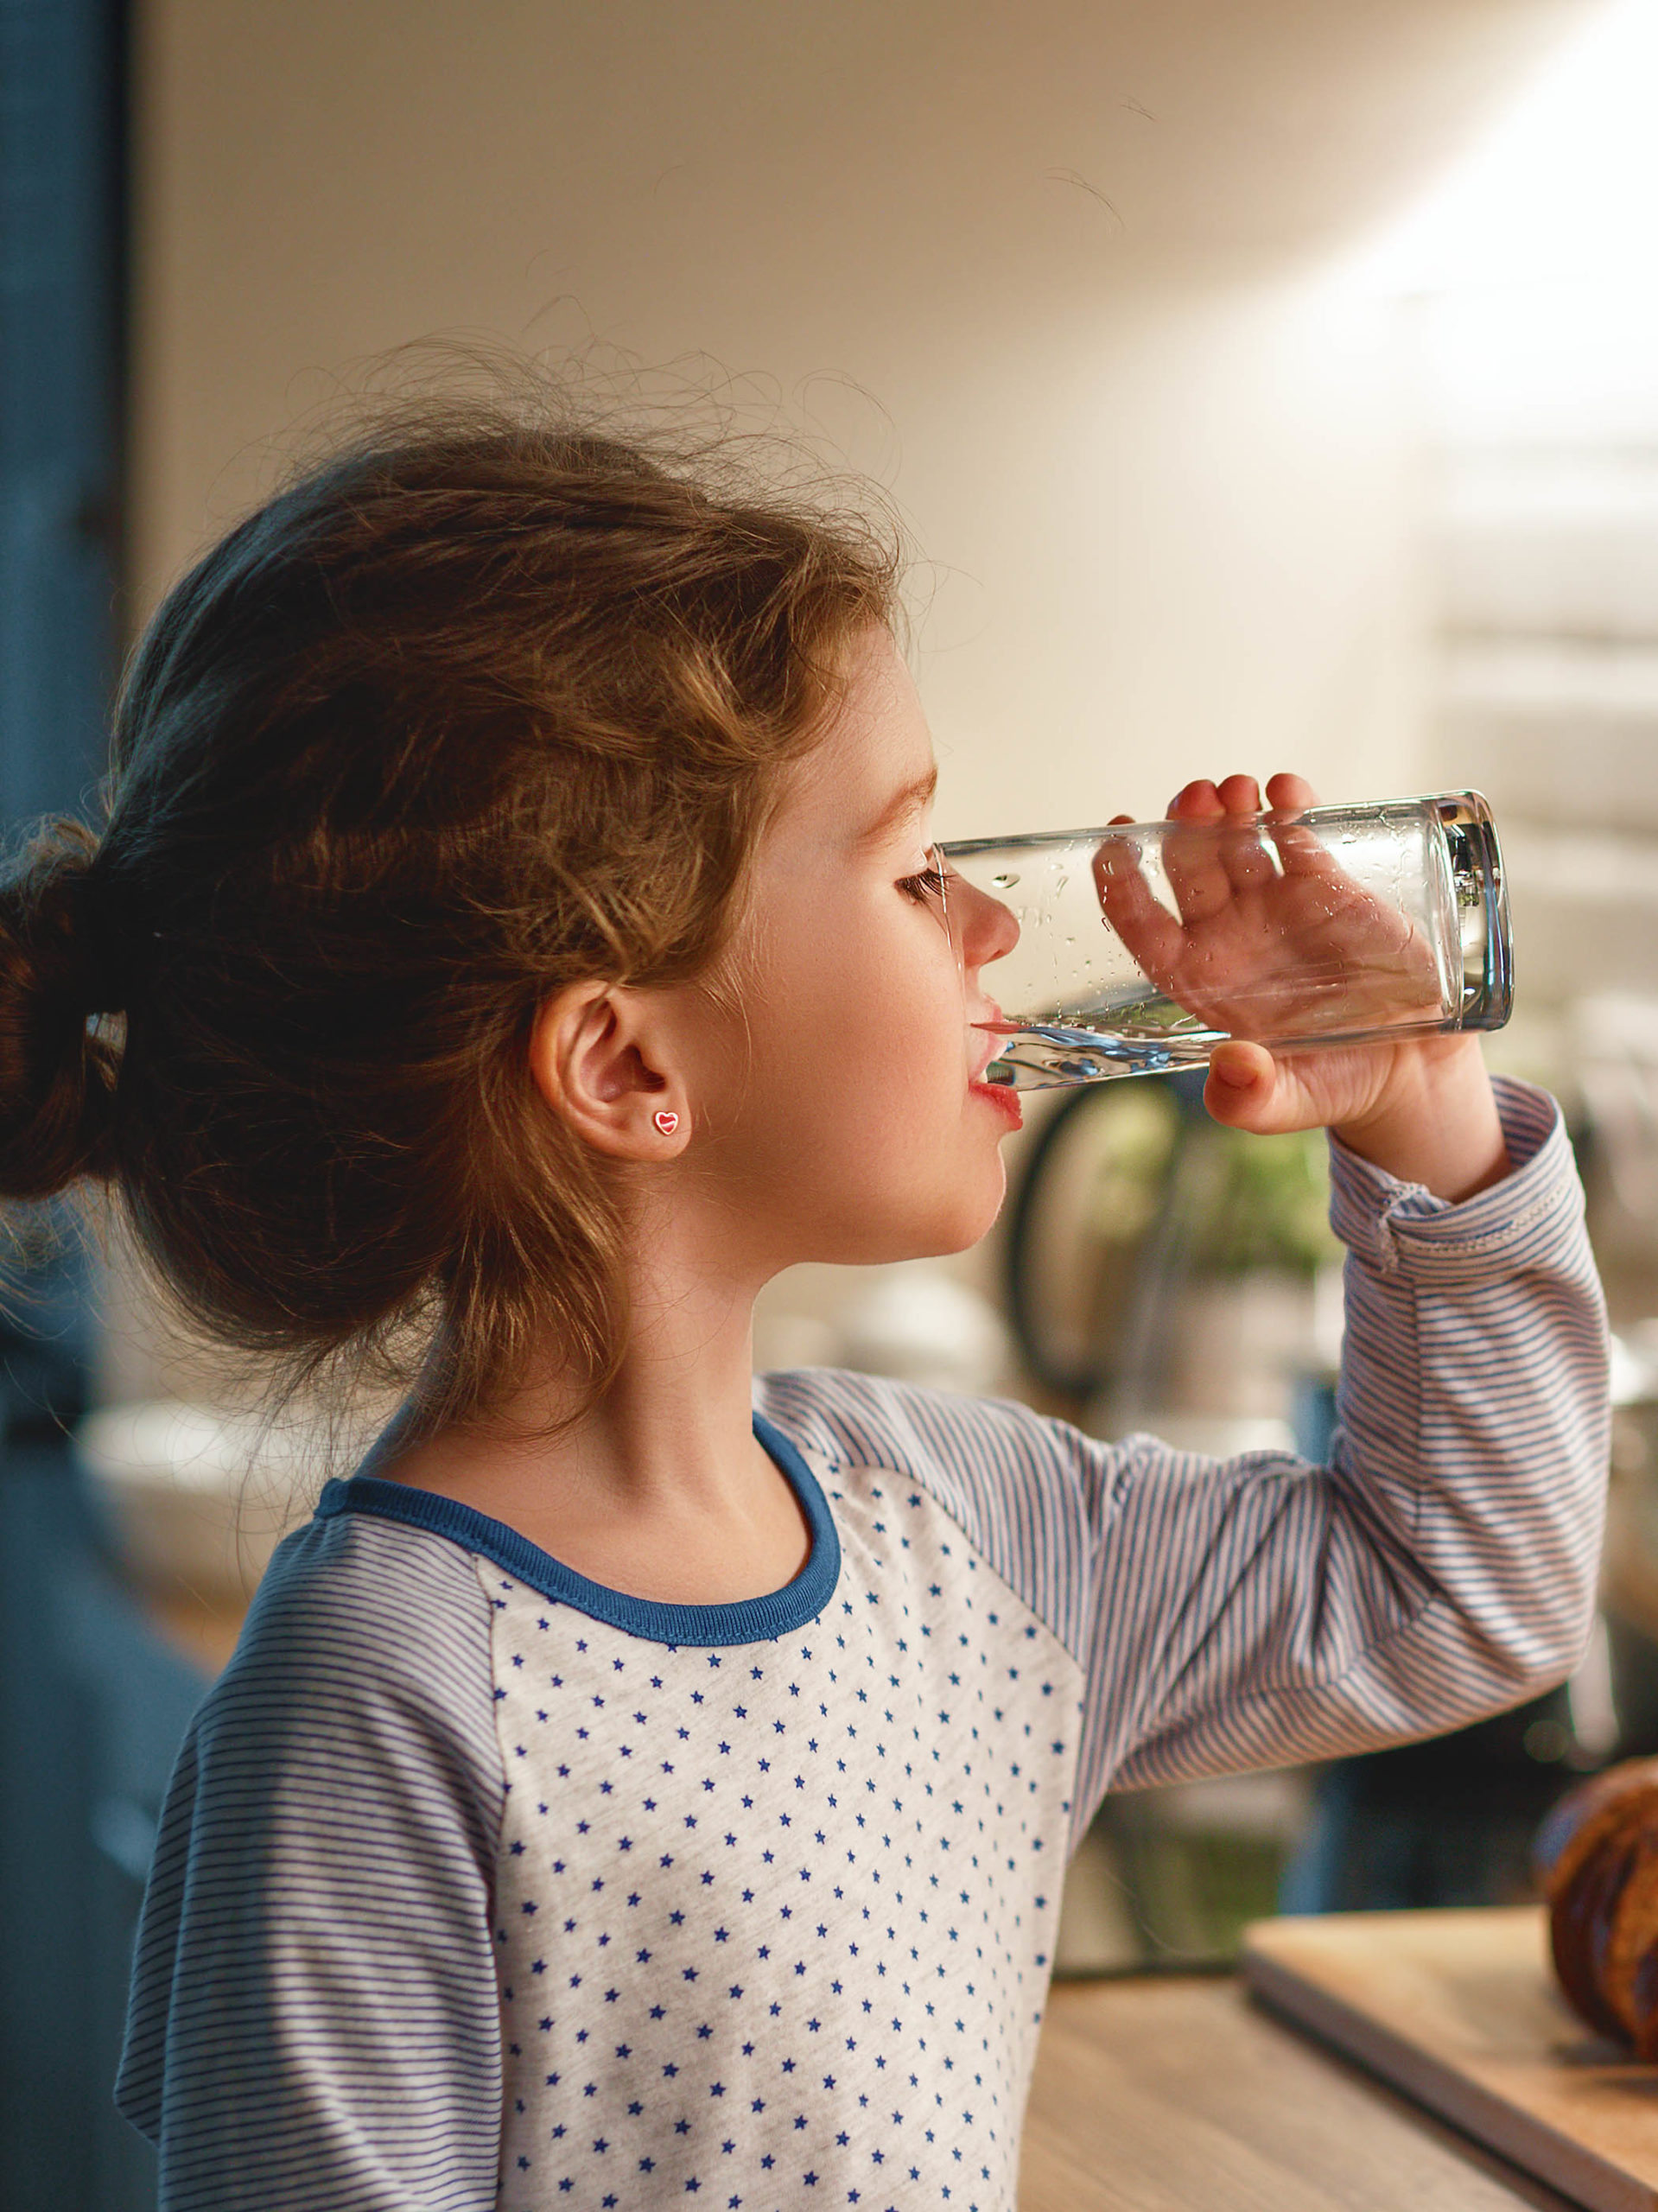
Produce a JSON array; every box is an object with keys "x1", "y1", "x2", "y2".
[
  {"x1": 69, "y1": 870, "x2": 137, "y2": 1014},
  {"x1": 0, "y1": 817, "x2": 127, "y2": 1199}
]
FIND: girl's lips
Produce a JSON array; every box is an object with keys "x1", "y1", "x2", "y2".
[
  {"x1": 969, "y1": 1078, "x2": 1023, "y2": 1129},
  {"x1": 967, "y1": 1009, "x2": 1007, "y2": 1084}
]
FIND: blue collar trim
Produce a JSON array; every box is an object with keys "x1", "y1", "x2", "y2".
[{"x1": 314, "y1": 1410, "x2": 841, "y2": 1648}]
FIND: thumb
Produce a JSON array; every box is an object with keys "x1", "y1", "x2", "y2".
[{"x1": 1203, "y1": 1039, "x2": 1280, "y2": 1130}]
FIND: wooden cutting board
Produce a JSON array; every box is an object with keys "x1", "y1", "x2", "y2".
[{"x1": 1242, "y1": 1907, "x2": 1658, "y2": 2212}]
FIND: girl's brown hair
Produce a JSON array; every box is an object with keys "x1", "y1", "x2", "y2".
[{"x1": 0, "y1": 378, "x2": 907, "y2": 1442}]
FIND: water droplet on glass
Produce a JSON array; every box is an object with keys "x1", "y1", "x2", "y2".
[{"x1": 991, "y1": 871, "x2": 1019, "y2": 889}]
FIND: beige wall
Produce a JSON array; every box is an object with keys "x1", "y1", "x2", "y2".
[
  {"x1": 107, "y1": 0, "x2": 1591, "y2": 1402},
  {"x1": 130, "y1": 0, "x2": 1588, "y2": 830}
]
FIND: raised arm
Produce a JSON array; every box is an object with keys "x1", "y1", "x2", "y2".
[{"x1": 1075, "y1": 1074, "x2": 1609, "y2": 1818}]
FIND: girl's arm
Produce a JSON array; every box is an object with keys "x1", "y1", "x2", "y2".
[
  {"x1": 115, "y1": 1519, "x2": 506, "y2": 2211},
  {"x1": 1076, "y1": 1072, "x2": 1609, "y2": 1811},
  {"x1": 760, "y1": 1072, "x2": 1607, "y2": 1849},
  {"x1": 1069, "y1": 772, "x2": 1606, "y2": 1804}
]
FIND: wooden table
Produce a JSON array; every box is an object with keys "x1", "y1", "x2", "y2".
[{"x1": 1019, "y1": 1971, "x2": 1580, "y2": 2210}]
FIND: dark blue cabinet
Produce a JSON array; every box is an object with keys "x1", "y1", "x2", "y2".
[{"x1": 1, "y1": 5, "x2": 206, "y2": 2207}]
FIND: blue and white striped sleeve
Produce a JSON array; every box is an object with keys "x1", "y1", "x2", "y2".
[
  {"x1": 765, "y1": 1077, "x2": 1610, "y2": 1844},
  {"x1": 1072, "y1": 1072, "x2": 1610, "y2": 1810},
  {"x1": 114, "y1": 1513, "x2": 507, "y2": 2212}
]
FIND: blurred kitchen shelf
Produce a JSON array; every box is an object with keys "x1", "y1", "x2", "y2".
[
  {"x1": 1433, "y1": 451, "x2": 1658, "y2": 641},
  {"x1": 1413, "y1": 284, "x2": 1658, "y2": 1028},
  {"x1": 1440, "y1": 639, "x2": 1658, "y2": 834},
  {"x1": 1493, "y1": 823, "x2": 1658, "y2": 1000}
]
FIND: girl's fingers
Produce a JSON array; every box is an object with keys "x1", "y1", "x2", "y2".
[
  {"x1": 1265, "y1": 770, "x2": 1318, "y2": 814},
  {"x1": 1204, "y1": 1040, "x2": 1282, "y2": 1130},
  {"x1": 1216, "y1": 772, "x2": 1276, "y2": 893},
  {"x1": 1175, "y1": 771, "x2": 1315, "y2": 819},
  {"x1": 1092, "y1": 833, "x2": 1186, "y2": 974},
  {"x1": 1167, "y1": 779, "x2": 1223, "y2": 819},
  {"x1": 1260, "y1": 769, "x2": 1347, "y2": 882},
  {"x1": 1205, "y1": 1043, "x2": 1330, "y2": 1135},
  {"x1": 1097, "y1": 814, "x2": 1191, "y2": 973},
  {"x1": 1222, "y1": 836, "x2": 1277, "y2": 895},
  {"x1": 1205, "y1": 1038, "x2": 1402, "y2": 1135},
  {"x1": 1263, "y1": 770, "x2": 1323, "y2": 870},
  {"x1": 1169, "y1": 773, "x2": 1274, "y2": 903},
  {"x1": 1162, "y1": 779, "x2": 1237, "y2": 922},
  {"x1": 1165, "y1": 769, "x2": 1331, "y2": 914}
]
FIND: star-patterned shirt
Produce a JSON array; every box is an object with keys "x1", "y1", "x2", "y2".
[{"x1": 117, "y1": 1078, "x2": 1610, "y2": 2211}]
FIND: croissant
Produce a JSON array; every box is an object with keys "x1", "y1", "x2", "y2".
[{"x1": 1534, "y1": 1758, "x2": 1658, "y2": 2056}]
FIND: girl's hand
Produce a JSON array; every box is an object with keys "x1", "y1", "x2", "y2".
[{"x1": 1099, "y1": 772, "x2": 1510, "y2": 1203}]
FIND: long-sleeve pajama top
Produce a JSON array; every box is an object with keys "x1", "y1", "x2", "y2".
[{"x1": 115, "y1": 1076, "x2": 1610, "y2": 2211}]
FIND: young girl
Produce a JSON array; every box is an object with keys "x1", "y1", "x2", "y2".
[{"x1": 0, "y1": 393, "x2": 1607, "y2": 2211}]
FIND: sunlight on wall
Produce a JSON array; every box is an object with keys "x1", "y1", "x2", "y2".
[
  {"x1": 1338, "y1": 0, "x2": 1658, "y2": 512},
  {"x1": 1354, "y1": 0, "x2": 1658, "y2": 296},
  {"x1": 1329, "y1": 0, "x2": 1658, "y2": 1286}
]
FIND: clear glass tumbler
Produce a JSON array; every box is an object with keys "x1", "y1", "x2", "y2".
[{"x1": 937, "y1": 790, "x2": 1511, "y2": 1090}]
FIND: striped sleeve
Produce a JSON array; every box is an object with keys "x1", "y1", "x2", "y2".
[
  {"x1": 1078, "y1": 1073, "x2": 1608, "y2": 1809},
  {"x1": 759, "y1": 1075, "x2": 1610, "y2": 1844},
  {"x1": 113, "y1": 1514, "x2": 507, "y2": 2211}
]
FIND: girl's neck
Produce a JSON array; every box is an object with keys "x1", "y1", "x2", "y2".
[
  {"x1": 372, "y1": 1262, "x2": 815, "y2": 1606},
  {"x1": 387, "y1": 1227, "x2": 781, "y2": 1526}
]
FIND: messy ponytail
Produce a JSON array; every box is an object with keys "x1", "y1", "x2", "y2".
[
  {"x1": 0, "y1": 375, "x2": 907, "y2": 1441},
  {"x1": 0, "y1": 818, "x2": 127, "y2": 1197}
]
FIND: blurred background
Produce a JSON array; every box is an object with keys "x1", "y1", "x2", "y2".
[{"x1": 9, "y1": 1, "x2": 1658, "y2": 2203}]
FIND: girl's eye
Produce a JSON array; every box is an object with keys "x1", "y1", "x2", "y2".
[{"x1": 898, "y1": 865, "x2": 950, "y2": 905}]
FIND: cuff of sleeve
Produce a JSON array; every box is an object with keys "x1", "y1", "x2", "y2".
[{"x1": 1326, "y1": 1074, "x2": 1582, "y2": 1280}]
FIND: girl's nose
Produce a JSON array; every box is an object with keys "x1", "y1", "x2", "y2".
[{"x1": 951, "y1": 874, "x2": 1020, "y2": 971}]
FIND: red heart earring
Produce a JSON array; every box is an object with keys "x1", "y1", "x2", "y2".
[{"x1": 653, "y1": 1109, "x2": 680, "y2": 1136}]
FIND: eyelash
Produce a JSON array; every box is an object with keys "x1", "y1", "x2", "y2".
[{"x1": 898, "y1": 864, "x2": 950, "y2": 905}]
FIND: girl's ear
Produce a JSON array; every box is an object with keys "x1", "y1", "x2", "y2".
[{"x1": 528, "y1": 980, "x2": 690, "y2": 1159}]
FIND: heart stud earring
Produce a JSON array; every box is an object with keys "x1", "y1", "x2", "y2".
[{"x1": 652, "y1": 1109, "x2": 681, "y2": 1136}]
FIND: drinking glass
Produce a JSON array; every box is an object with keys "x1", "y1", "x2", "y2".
[{"x1": 937, "y1": 790, "x2": 1511, "y2": 1090}]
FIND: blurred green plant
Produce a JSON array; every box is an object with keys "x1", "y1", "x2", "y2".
[
  {"x1": 1077, "y1": 1085, "x2": 1179, "y2": 1248},
  {"x1": 1082, "y1": 1084, "x2": 1340, "y2": 1278},
  {"x1": 1188, "y1": 1123, "x2": 1341, "y2": 1277}
]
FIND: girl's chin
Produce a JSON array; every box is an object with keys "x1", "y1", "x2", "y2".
[
  {"x1": 819, "y1": 1173, "x2": 1007, "y2": 1268},
  {"x1": 929, "y1": 1163, "x2": 1009, "y2": 1255}
]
